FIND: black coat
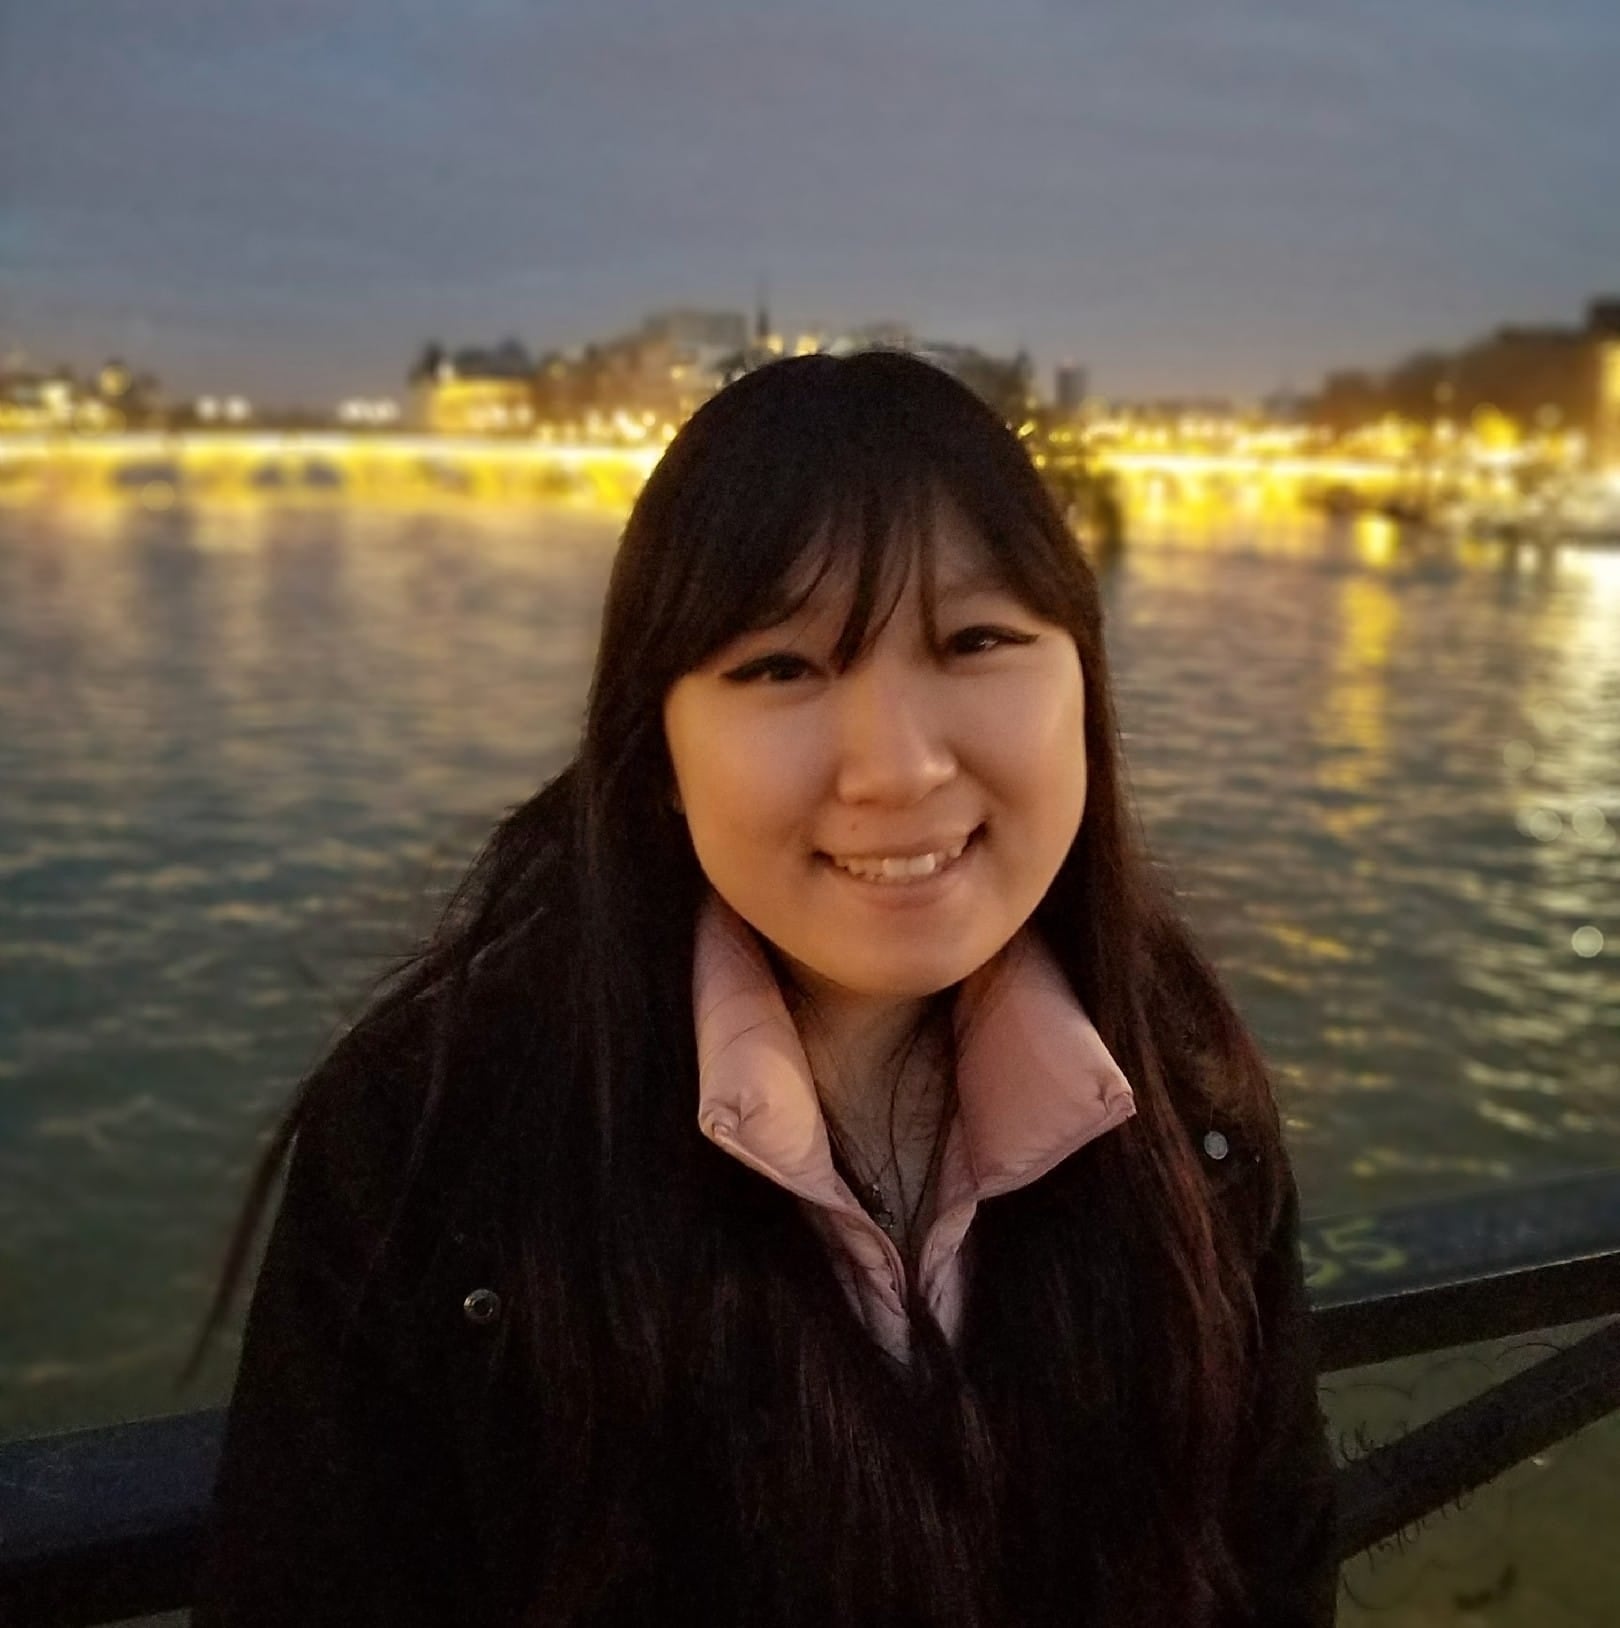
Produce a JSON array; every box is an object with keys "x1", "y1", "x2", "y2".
[{"x1": 192, "y1": 993, "x2": 1340, "y2": 1627}]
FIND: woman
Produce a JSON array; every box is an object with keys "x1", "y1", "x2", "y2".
[{"x1": 191, "y1": 350, "x2": 1339, "y2": 1626}]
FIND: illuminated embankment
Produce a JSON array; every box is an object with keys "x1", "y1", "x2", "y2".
[{"x1": 0, "y1": 430, "x2": 1478, "y2": 506}]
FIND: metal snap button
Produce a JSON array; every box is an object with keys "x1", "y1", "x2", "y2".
[
  {"x1": 1201, "y1": 1129, "x2": 1230, "y2": 1162},
  {"x1": 462, "y1": 1287, "x2": 502, "y2": 1326}
]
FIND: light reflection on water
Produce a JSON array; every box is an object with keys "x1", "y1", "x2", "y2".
[
  {"x1": 1114, "y1": 508, "x2": 1619, "y2": 1208},
  {"x1": 0, "y1": 499, "x2": 1616, "y2": 1447}
]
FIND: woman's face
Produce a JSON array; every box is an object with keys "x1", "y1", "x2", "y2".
[{"x1": 662, "y1": 507, "x2": 1087, "y2": 1002}]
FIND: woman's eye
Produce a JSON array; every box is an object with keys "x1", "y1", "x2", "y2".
[
  {"x1": 722, "y1": 652, "x2": 817, "y2": 684},
  {"x1": 945, "y1": 625, "x2": 1035, "y2": 657}
]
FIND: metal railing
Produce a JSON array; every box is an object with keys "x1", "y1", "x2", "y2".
[{"x1": 4, "y1": 1172, "x2": 1619, "y2": 1628}]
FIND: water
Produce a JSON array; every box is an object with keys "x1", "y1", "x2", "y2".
[
  {"x1": 1107, "y1": 509, "x2": 1619, "y2": 1207},
  {"x1": 1, "y1": 500, "x2": 616, "y2": 1437},
  {"x1": 2, "y1": 496, "x2": 1617, "y2": 1620}
]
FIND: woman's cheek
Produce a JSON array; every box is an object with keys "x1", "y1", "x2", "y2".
[
  {"x1": 722, "y1": 709, "x2": 824, "y2": 832},
  {"x1": 969, "y1": 673, "x2": 1058, "y2": 768},
  {"x1": 981, "y1": 671, "x2": 1085, "y2": 819}
]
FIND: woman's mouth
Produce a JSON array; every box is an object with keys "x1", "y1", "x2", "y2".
[{"x1": 821, "y1": 825, "x2": 984, "y2": 885}]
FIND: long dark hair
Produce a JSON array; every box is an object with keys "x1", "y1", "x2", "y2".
[{"x1": 194, "y1": 350, "x2": 1288, "y2": 1626}]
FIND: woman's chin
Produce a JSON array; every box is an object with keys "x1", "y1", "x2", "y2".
[{"x1": 794, "y1": 934, "x2": 1005, "y2": 1003}]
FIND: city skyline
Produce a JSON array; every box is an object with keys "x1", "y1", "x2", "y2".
[{"x1": 3, "y1": 0, "x2": 1618, "y2": 408}]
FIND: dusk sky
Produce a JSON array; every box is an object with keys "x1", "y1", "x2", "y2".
[{"x1": 3, "y1": 0, "x2": 1617, "y2": 407}]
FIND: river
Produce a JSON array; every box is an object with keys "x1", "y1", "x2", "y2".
[{"x1": 1, "y1": 495, "x2": 1616, "y2": 1622}]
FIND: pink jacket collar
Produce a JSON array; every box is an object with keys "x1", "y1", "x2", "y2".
[{"x1": 692, "y1": 894, "x2": 1137, "y2": 1356}]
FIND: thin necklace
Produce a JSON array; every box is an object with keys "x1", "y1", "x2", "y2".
[
  {"x1": 824, "y1": 1115, "x2": 903, "y2": 1235},
  {"x1": 823, "y1": 1088, "x2": 954, "y2": 1249},
  {"x1": 795, "y1": 989, "x2": 956, "y2": 1247}
]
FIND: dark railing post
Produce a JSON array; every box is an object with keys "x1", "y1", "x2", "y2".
[
  {"x1": 1335, "y1": 1315, "x2": 1620, "y2": 1558},
  {"x1": 0, "y1": 1410, "x2": 222, "y2": 1628}
]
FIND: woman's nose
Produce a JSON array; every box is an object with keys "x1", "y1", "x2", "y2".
[{"x1": 832, "y1": 663, "x2": 956, "y2": 807}]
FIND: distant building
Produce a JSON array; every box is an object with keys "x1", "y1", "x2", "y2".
[
  {"x1": 1054, "y1": 361, "x2": 1087, "y2": 414},
  {"x1": 1311, "y1": 371, "x2": 1384, "y2": 436},
  {"x1": 483, "y1": 312, "x2": 1041, "y2": 438},
  {"x1": 753, "y1": 286, "x2": 775, "y2": 351},
  {"x1": 0, "y1": 369, "x2": 76, "y2": 430},
  {"x1": 641, "y1": 308, "x2": 749, "y2": 352},
  {"x1": 408, "y1": 339, "x2": 536, "y2": 434},
  {"x1": 711, "y1": 321, "x2": 1033, "y2": 424},
  {"x1": 1310, "y1": 297, "x2": 1620, "y2": 465},
  {"x1": 336, "y1": 398, "x2": 400, "y2": 428},
  {"x1": 841, "y1": 321, "x2": 915, "y2": 352},
  {"x1": 1259, "y1": 388, "x2": 1309, "y2": 423},
  {"x1": 0, "y1": 356, "x2": 162, "y2": 430},
  {"x1": 1597, "y1": 301, "x2": 1620, "y2": 466},
  {"x1": 528, "y1": 321, "x2": 733, "y2": 434}
]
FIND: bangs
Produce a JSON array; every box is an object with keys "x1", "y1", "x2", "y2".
[{"x1": 740, "y1": 465, "x2": 947, "y2": 671}]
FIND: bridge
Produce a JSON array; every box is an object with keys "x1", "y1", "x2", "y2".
[
  {"x1": 1098, "y1": 447, "x2": 1429, "y2": 497},
  {"x1": 0, "y1": 431, "x2": 1428, "y2": 508},
  {"x1": 0, "y1": 432, "x2": 665, "y2": 508}
]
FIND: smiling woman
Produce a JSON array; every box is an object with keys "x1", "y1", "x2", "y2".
[{"x1": 189, "y1": 351, "x2": 1338, "y2": 1628}]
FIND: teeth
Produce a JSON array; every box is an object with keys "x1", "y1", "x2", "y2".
[{"x1": 830, "y1": 837, "x2": 970, "y2": 884}]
